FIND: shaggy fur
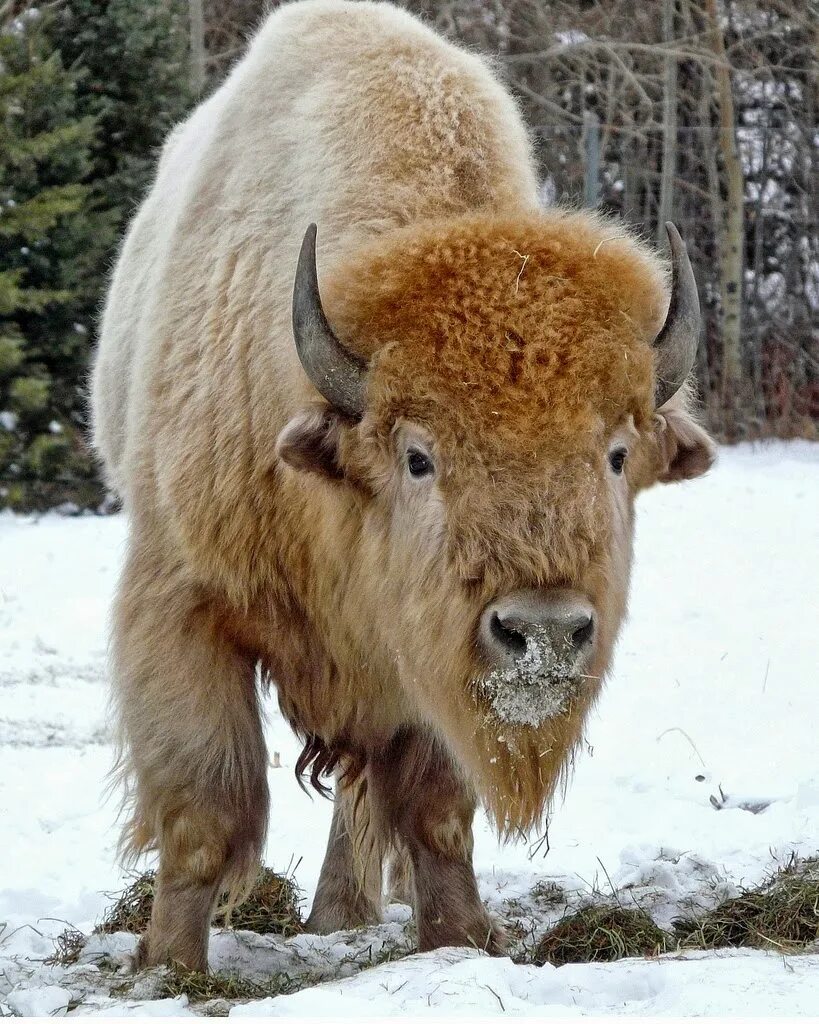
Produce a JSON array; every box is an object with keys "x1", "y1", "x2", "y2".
[{"x1": 91, "y1": 0, "x2": 714, "y2": 970}]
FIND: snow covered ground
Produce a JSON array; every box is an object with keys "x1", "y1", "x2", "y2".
[{"x1": 0, "y1": 441, "x2": 817, "y2": 1016}]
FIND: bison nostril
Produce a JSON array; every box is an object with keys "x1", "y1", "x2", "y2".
[
  {"x1": 490, "y1": 612, "x2": 527, "y2": 658},
  {"x1": 480, "y1": 592, "x2": 597, "y2": 668},
  {"x1": 571, "y1": 615, "x2": 594, "y2": 650}
]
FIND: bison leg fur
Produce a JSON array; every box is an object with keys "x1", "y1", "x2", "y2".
[
  {"x1": 369, "y1": 729, "x2": 506, "y2": 955},
  {"x1": 112, "y1": 545, "x2": 268, "y2": 972},
  {"x1": 385, "y1": 840, "x2": 414, "y2": 907},
  {"x1": 306, "y1": 773, "x2": 385, "y2": 933}
]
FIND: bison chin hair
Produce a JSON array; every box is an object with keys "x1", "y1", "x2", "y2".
[
  {"x1": 286, "y1": 659, "x2": 599, "y2": 840},
  {"x1": 383, "y1": 626, "x2": 602, "y2": 836},
  {"x1": 440, "y1": 685, "x2": 600, "y2": 838}
]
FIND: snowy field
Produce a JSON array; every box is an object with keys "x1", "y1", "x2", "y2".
[{"x1": 0, "y1": 441, "x2": 817, "y2": 1016}]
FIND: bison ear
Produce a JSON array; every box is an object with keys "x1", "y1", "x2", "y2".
[
  {"x1": 655, "y1": 401, "x2": 716, "y2": 483},
  {"x1": 276, "y1": 405, "x2": 347, "y2": 480}
]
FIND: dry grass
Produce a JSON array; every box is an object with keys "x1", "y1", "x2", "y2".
[
  {"x1": 676, "y1": 855, "x2": 819, "y2": 952},
  {"x1": 529, "y1": 855, "x2": 819, "y2": 968},
  {"x1": 96, "y1": 872, "x2": 156, "y2": 934},
  {"x1": 156, "y1": 939, "x2": 414, "y2": 1007},
  {"x1": 158, "y1": 963, "x2": 307, "y2": 1003},
  {"x1": 531, "y1": 903, "x2": 669, "y2": 967},
  {"x1": 97, "y1": 866, "x2": 303, "y2": 936},
  {"x1": 530, "y1": 880, "x2": 566, "y2": 907},
  {"x1": 215, "y1": 867, "x2": 303, "y2": 937},
  {"x1": 44, "y1": 926, "x2": 87, "y2": 967}
]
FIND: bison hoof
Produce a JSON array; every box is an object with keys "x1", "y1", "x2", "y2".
[
  {"x1": 305, "y1": 899, "x2": 382, "y2": 935},
  {"x1": 131, "y1": 934, "x2": 150, "y2": 972},
  {"x1": 484, "y1": 915, "x2": 509, "y2": 955},
  {"x1": 419, "y1": 911, "x2": 508, "y2": 956},
  {"x1": 464, "y1": 913, "x2": 507, "y2": 956},
  {"x1": 131, "y1": 931, "x2": 208, "y2": 974}
]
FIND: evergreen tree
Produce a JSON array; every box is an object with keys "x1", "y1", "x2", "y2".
[
  {"x1": 0, "y1": 1, "x2": 194, "y2": 511},
  {"x1": 0, "y1": 9, "x2": 108, "y2": 510},
  {"x1": 49, "y1": 0, "x2": 193, "y2": 236}
]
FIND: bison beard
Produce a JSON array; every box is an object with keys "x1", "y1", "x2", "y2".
[{"x1": 91, "y1": 0, "x2": 715, "y2": 973}]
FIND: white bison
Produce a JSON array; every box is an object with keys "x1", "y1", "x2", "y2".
[{"x1": 91, "y1": 0, "x2": 714, "y2": 970}]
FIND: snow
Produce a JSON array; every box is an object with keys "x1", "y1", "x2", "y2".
[
  {"x1": 231, "y1": 948, "x2": 819, "y2": 1017},
  {"x1": 5, "y1": 984, "x2": 71, "y2": 1017},
  {"x1": 554, "y1": 30, "x2": 590, "y2": 48},
  {"x1": 0, "y1": 440, "x2": 817, "y2": 1015}
]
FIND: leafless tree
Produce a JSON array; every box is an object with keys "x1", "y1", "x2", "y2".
[{"x1": 199, "y1": 0, "x2": 817, "y2": 440}]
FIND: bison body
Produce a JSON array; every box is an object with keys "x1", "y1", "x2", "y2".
[{"x1": 91, "y1": 0, "x2": 714, "y2": 970}]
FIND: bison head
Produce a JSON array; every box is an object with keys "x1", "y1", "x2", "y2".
[{"x1": 277, "y1": 211, "x2": 714, "y2": 833}]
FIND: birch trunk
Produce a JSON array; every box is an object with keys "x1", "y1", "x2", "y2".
[
  {"x1": 189, "y1": 0, "x2": 206, "y2": 95},
  {"x1": 657, "y1": 0, "x2": 677, "y2": 244},
  {"x1": 704, "y1": 0, "x2": 745, "y2": 430}
]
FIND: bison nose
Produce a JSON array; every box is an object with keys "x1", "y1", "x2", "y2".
[{"x1": 479, "y1": 589, "x2": 595, "y2": 669}]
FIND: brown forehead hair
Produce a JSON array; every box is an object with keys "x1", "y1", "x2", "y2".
[{"x1": 325, "y1": 208, "x2": 667, "y2": 465}]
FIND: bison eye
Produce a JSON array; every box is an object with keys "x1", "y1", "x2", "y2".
[
  {"x1": 608, "y1": 447, "x2": 628, "y2": 475},
  {"x1": 407, "y1": 448, "x2": 434, "y2": 479}
]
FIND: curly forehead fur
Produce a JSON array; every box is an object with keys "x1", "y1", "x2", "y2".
[{"x1": 326, "y1": 208, "x2": 668, "y2": 459}]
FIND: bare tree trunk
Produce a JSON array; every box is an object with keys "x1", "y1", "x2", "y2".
[
  {"x1": 699, "y1": 69, "x2": 723, "y2": 428},
  {"x1": 189, "y1": 0, "x2": 206, "y2": 95},
  {"x1": 703, "y1": 0, "x2": 745, "y2": 433},
  {"x1": 656, "y1": 0, "x2": 678, "y2": 244},
  {"x1": 750, "y1": 118, "x2": 770, "y2": 425},
  {"x1": 622, "y1": 136, "x2": 638, "y2": 224},
  {"x1": 583, "y1": 110, "x2": 600, "y2": 208}
]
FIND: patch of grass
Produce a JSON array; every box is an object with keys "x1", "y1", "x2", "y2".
[
  {"x1": 96, "y1": 866, "x2": 303, "y2": 937},
  {"x1": 97, "y1": 871, "x2": 156, "y2": 934},
  {"x1": 531, "y1": 903, "x2": 670, "y2": 967},
  {"x1": 528, "y1": 855, "x2": 819, "y2": 969},
  {"x1": 356, "y1": 937, "x2": 416, "y2": 969},
  {"x1": 675, "y1": 855, "x2": 819, "y2": 952},
  {"x1": 158, "y1": 964, "x2": 306, "y2": 1003},
  {"x1": 218, "y1": 867, "x2": 302, "y2": 936},
  {"x1": 45, "y1": 926, "x2": 87, "y2": 967},
  {"x1": 156, "y1": 937, "x2": 417, "y2": 1008},
  {"x1": 530, "y1": 880, "x2": 566, "y2": 907}
]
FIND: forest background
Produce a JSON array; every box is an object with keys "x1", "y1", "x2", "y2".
[{"x1": 0, "y1": 0, "x2": 814, "y2": 510}]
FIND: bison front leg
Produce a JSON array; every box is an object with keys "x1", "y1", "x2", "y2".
[
  {"x1": 112, "y1": 544, "x2": 268, "y2": 972},
  {"x1": 306, "y1": 773, "x2": 385, "y2": 933},
  {"x1": 369, "y1": 729, "x2": 505, "y2": 954}
]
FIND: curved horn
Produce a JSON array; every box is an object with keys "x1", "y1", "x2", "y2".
[
  {"x1": 654, "y1": 222, "x2": 701, "y2": 408},
  {"x1": 292, "y1": 224, "x2": 367, "y2": 419}
]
